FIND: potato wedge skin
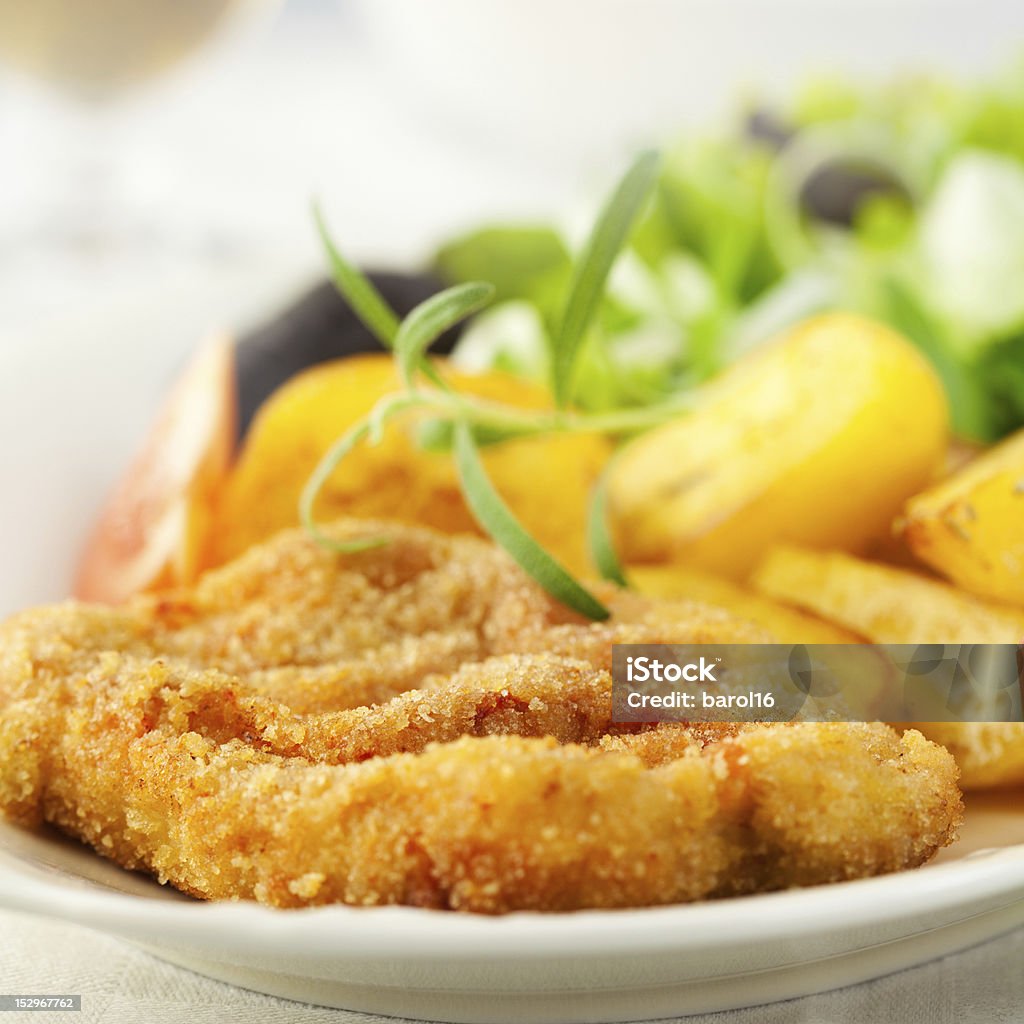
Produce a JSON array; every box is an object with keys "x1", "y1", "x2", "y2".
[
  {"x1": 901, "y1": 427, "x2": 1024, "y2": 605},
  {"x1": 208, "y1": 354, "x2": 609, "y2": 574},
  {"x1": 631, "y1": 565, "x2": 902, "y2": 719},
  {"x1": 607, "y1": 314, "x2": 948, "y2": 579},
  {"x1": 629, "y1": 565, "x2": 863, "y2": 644},
  {"x1": 751, "y1": 545, "x2": 1024, "y2": 645},
  {"x1": 751, "y1": 545, "x2": 1024, "y2": 789}
]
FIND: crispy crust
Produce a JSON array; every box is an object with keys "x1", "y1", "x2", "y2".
[{"x1": 0, "y1": 521, "x2": 963, "y2": 912}]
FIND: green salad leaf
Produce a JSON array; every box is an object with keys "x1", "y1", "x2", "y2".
[
  {"x1": 435, "y1": 226, "x2": 572, "y2": 324},
  {"x1": 435, "y1": 59, "x2": 1024, "y2": 444},
  {"x1": 919, "y1": 150, "x2": 1024, "y2": 345},
  {"x1": 552, "y1": 150, "x2": 660, "y2": 406}
]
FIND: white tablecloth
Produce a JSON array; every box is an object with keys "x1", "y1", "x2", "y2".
[{"x1": 1, "y1": 909, "x2": 1021, "y2": 1024}]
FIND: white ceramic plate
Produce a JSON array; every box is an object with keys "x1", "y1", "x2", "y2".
[
  {"x1": 0, "y1": 797, "x2": 1022, "y2": 1022},
  {"x1": 1, "y1": 284, "x2": 1023, "y2": 1022}
]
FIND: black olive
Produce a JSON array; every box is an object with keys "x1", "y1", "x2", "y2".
[
  {"x1": 745, "y1": 108, "x2": 912, "y2": 227},
  {"x1": 234, "y1": 272, "x2": 461, "y2": 440},
  {"x1": 799, "y1": 159, "x2": 911, "y2": 228},
  {"x1": 745, "y1": 109, "x2": 793, "y2": 150}
]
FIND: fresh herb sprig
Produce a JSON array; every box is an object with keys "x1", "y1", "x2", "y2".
[
  {"x1": 552, "y1": 150, "x2": 660, "y2": 407},
  {"x1": 301, "y1": 152, "x2": 678, "y2": 619}
]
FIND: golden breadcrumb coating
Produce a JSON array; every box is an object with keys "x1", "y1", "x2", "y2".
[
  {"x1": 1, "y1": 521, "x2": 766, "y2": 715},
  {"x1": 602, "y1": 723, "x2": 963, "y2": 894},
  {"x1": 0, "y1": 520, "x2": 963, "y2": 912}
]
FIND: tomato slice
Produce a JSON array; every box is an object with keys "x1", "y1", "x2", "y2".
[{"x1": 74, "y1": 336, "x2": 237, "y2": 604}]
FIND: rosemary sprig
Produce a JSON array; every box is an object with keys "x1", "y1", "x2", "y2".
[
  {"x1": 395, "y1": 282, "x2": 494, "y2": 390},
  {"x1": 305, "y1": 152, "x2": 666, "y2": 619},
  {"x1": 313, "y1": 203, "x2": 400, "y2": 347},
  {"x1": 552, "y1": 149, "x2": 660, "y2": 407},
  {"x1": 586, "y1": 471, "x2": 629, "y2": 587},
  {"x1": 453, "y1": 421, "x2": 610, "y2": 620}
]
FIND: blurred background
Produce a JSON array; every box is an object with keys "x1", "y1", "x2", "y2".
[
  {"x1": 0, "y1": 0, "x2": 1022, "y2": 610},
  {"x1": 1, "y1": 0, "x2": 1022, "y2": 345}
]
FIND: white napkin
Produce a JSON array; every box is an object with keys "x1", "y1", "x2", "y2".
[{"x1": 0, "y1": 909, "x2": 1020, "y2": 1024}]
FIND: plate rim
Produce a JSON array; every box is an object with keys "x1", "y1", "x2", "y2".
[{"x1": 1, "y1": 824, "x2": 1022, "y2": 961}]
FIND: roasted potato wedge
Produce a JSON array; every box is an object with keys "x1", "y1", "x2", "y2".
[
  {"x1": 751, "y1": 545, "x2": 1024, "y2": 789},
  {"x1": 607, "y1": 314, "x2": 948, "y2": 579},
  {"x1": 752, "y1": 545, "x2": 1024, "y2": 644},
  {"x1": 941, "y1": 437, "x2": 984, "y2": 477},
  {"x1": 631, "y1": 565, "x2": 900, "y2": 720},
  {"x1": 629, "y1": 565, "x2": 863, "y2": 644},
  {"x1": 914, "y1": 724, "x2": 1024, "y2": 790},
  {"x1": 208, "y1": 354, "x2": 610, "y2": 574},
  {"x1": 858, "y1": 439, "x2": 985, "y2": 571},
  {"x1": 901, "y1": 427, "x2": 1024, "y2": 605}
]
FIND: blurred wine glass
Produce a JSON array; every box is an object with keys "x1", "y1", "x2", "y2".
[
  {"x1": 0, "y1": 0, "x2": 277, "y2": 98},
  {"x1": 0, "y1": 0, "x2": 282, "y2": 262}
]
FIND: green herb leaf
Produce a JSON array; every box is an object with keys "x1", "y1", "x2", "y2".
[
  {"x1": 396, "y1": 282, "x2": 495, "y2": 389},
  {"x1": 415, "y1": 417, "x2": 457, "y2": 452},
  {"x1": 416, "y1": 417, "x2": 537, "y2": 452},
  {"x1": 299, "y1": 420, "x2": 388, "y2": 552},
  {"x1": 552, "y1": 150, "x2": 660, "y2": 407},
  {"x1": 919, "y1": 150, "x2": 1024, "y2": 344},
  {"x1": 313, "y1": 203, "x2": 401, "y2": 348},
  {"x1": 880, "y1": 276, "x2": 994, "y2": 440},
  {"x1": 434, "y1": 226, "x2": 572, "y2": 318},
  {"x1": 586, "y1": 473, "x2": 628, "y2": 586},
  {"x1": 452, "y1": 421, "x2": 610, "y2": 620}
]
